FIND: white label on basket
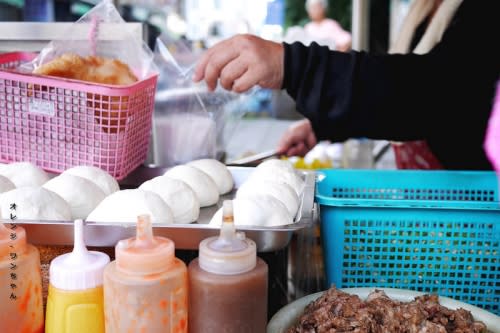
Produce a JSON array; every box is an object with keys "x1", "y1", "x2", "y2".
[{"x1": 29, "y1": 98, "x2": 55, "y2": 116}]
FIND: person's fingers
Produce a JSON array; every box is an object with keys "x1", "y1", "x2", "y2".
[
  {"x1": 232, "y1": 69, "x2": 258, "y2": 93},
  {"x1": 277, "y1": 129, "x2": 297, "y2": 154},
  {"x1": 195, "y1": 35, "x2": 284, "y2": 91},
  {"x1": 287, "y1": 146, "x2": 299, "y2": 157},
  {"x1": 193, "y1": 59, "x2": 205, "y2": 82},
  {"x1": 297, "y1": 142, "x2": 308, "y2": 156},
  {"x1": 276, "y1": 140, "x2": 290, "y2": 155},
  {"x1": 204, "y1": 51, "x2": 239, "y2": 91},
  {"x1": 193, "y1": 57, "x2": 207, "y2": 82},
  {"x1": 277, "y1": 120, "x2": 309, "y2": 152},
  {"x1": 193, "y1": 47, "x2": 215, "y2": 82},
  {"x1": 220, "y1": 58, "x2": 248, "y2": 91},
  {"x1": 277, "y1": 141, "x2": 291, "y2": 155},
  {"x1": 287, "y1": 147, "x2": 298, "y2": 157},
  {"x1": 288, "y1": 142, "x2": 307, "y2": 157},
  {"x1": 193, "y1": 36, "x2": 235, "y2": 81},
  {"x1": 306, "y1": 130, "x2": 317, "y2": 150},
  {"x1": 194, "y1": 38, "x2": 239, "y2": 85}
]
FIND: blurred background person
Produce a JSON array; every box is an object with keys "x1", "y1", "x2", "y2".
[{"x1": 304, "y1": 0, "x2": 351, "y2": 51}]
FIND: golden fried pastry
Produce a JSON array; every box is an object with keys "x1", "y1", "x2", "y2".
[
  {"x1": 33, "y1": 53, "x2": 138, "y2": 85},
  {"x1": 33, "y1": 54, "x2": 139, "y2": 133}
]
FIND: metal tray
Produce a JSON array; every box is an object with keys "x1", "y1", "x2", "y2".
[{"x1": 6, "y1": 167, "x2": 316, "y2": 252}]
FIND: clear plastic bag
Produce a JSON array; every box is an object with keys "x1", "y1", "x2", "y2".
[
  {"x1": 151, "y1": 33, "x2": 246, "y2": 166},
  {"x1": 21, "y1": 0, "x2": 156, "y2": 80}
]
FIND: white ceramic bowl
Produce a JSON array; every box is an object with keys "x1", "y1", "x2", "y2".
[{"x1": 267, "y1": 288, "x2": 500, "y2": 333}]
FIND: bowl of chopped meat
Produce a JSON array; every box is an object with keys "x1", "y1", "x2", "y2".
[{"x1": 267, "y1": 287, "x2": 500, "y2": 333}]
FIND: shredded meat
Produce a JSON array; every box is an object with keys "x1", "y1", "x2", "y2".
[{"x1": 287, "y1": 288, "x2": 487, "y2": 333}]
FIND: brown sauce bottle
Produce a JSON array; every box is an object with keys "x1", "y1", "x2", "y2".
[{"x1": 188, "y1": 200, "x2": 268, "y2": 333}]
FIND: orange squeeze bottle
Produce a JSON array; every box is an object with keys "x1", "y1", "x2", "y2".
[
  {"x1": 103, "y1": 214, "x2": 188, "y2": 333},
  {"x1": 0, "y1": 222, "x2": 44, "y2": 333}
]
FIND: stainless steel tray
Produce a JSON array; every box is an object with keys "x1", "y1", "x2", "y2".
[{"x1": 6, "y1": 167, "x2": 316, "y2": 252}]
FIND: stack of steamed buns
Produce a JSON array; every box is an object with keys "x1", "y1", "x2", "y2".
[
  {"x1": 0, "y1": 159, "x2": 303, "y2": 227},
  {"x1": 0, "y1": 162, "x2": 116, "y2": 221},
  {"x1": 209, "y1": 159, "x2": 304, "y2": 227}
]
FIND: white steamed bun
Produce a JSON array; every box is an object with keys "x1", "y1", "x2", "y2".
[
  {"x1": 43, "y1": 174, "x2": 106, "y2": 219},
  {"x1": 164, "y1": 165, "x2": 219, "y2": 207},
  {"x1": 236, "y1": 180, "x2": 299, "y2": 218},
  {"x1": 0, "y1": 187, "x2": 71, "y2": 221},
  {"x1": 0, "y1": 162, "x2": 49, "y2": 188},
  {"x1": 209, "y1": 195, "x2": 291, "y2": 227},
  {"x1": 139, "y1": 176, "x2": 199, "y2": 224},
  {"x1": 187, "y1": 159, "x2": 234, "y2": 195},
  {"x1": 87, "y1": 189, "x2": 174, "y2": 224},
  {"x1": 250, "y1": 159, "x2": 304, "y2": 196},
  {"x1": 63, "y1": 165, "x2": 119, "y2": 196}
]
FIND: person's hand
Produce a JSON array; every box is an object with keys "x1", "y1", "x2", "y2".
[
  {"x1": 277, "y1": 119, "x2": 317, "y2": 157},
  {"x1": 336, "y1": 40, "x2": 352, "y2": 52},
  {"x1": 193, "y1": 34, "x2": 284, "y2": 93}
]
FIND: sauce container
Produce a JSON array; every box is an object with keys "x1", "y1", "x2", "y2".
[
  {"x1": 104, "y1": 214, "x2": 188, "y2": 333},
  {"x1": 188, "y1": 200, "x2": 268, "y2": 333},
  {"x1": 45, "y1": 219, "x2": 110, "y2": 333},
  {"x1": 0, "y1": 222, "x2": 44, "y2": 333}
]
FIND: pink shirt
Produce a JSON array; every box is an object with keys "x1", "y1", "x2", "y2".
[{"x1": 305, "y1": 19, "x2": 352, "y2": 51}]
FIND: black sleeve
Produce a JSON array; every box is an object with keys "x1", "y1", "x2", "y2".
[{"x1": 282, "y1": 0, "x2": 500, "y2": 145}]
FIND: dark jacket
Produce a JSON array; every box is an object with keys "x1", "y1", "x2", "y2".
[{"x1": 283, "y1": 0, "x2": 499, "y2": 170}]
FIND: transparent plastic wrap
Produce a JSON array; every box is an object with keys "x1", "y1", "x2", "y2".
[
  {"x1": 20, "y1": 0, "x2": 156, "y2": 80},
  {"x1": 152, "y1": 34, "x2": 247, "y2": 166}
]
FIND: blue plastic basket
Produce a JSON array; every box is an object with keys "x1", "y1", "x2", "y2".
[{"x1": 316, "y1": 170, "x2": 500, "y2": 315}]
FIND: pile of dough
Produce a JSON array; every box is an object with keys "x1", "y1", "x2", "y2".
[
  {"x1": 87, "y1": 189, "x2": 174, "y2": 224},
  {"x1": 236, "y1": 180, "x2": 299, "y2": 218},
  {"x1": 164, "y1": 165, "x2": 219, "y2": 207},
  {"x1": 63, "y1": 165, "x2": 119, "y2": 196},
  {"x1": 0, "y1": 187, "x2": 71, "y2": 221},
  {"x1": 250, "y1": 159, "x2": 305, "y2": 196},
  {"x1": 139, "y1": 176, "x2": 199, "y2": 224},
  {"x1": 43, "y1": 174, "x2": 106, "y2": 220},
  {"x1": 0, "y1": 162, "x2": 49, "y2": 188},
  {"x1": 187, "y1": 159, "x2": 234, "y2": 195},
  {"x1": 0, "y1": 175, "x2": 15, "y2": 193},
  {"x1": 209, "y1": 195, "x2": 291, "y2": 227}
]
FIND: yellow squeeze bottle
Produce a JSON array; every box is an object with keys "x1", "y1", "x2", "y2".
[{"x1": 45, "y1": 220, "x2": 110, "y2": 333}]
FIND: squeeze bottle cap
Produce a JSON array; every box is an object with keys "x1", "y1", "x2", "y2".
[
  {"x1": 116, "y1": 214, "x2": 175, "y2": 275},
  {"x1": 199, "y1": 200, "x2": 257, "y2": 275},
  {"x1": 0, "y1": 222, "x2": 27, "y2": 259},
  {"x1": 49, "y1": 220, "x2": 110, "y2": 290}
]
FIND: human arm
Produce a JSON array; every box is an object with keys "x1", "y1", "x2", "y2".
[
  {"x1": 284, "y1": 0, "x2": 499, "y2": 146},
  {"x1": 193, "y1": 0, "x2": 499, "y2": 167}
]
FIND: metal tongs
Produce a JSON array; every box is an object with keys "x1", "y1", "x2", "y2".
[{"x1": 226, "y1": 150, "x2": 280, "y2": 167}]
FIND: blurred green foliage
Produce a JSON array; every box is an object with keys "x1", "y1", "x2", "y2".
[
  {"x1": 284, "y1": 0, "x2": 352, "y2": 31},
  {"x1": 0, "y1": 0, "x2": 23, "y2": 7}
]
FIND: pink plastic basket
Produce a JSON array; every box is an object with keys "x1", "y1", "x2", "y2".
[{"x1": 0, "y1": 52, "x2": 158, "y2": 180}]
